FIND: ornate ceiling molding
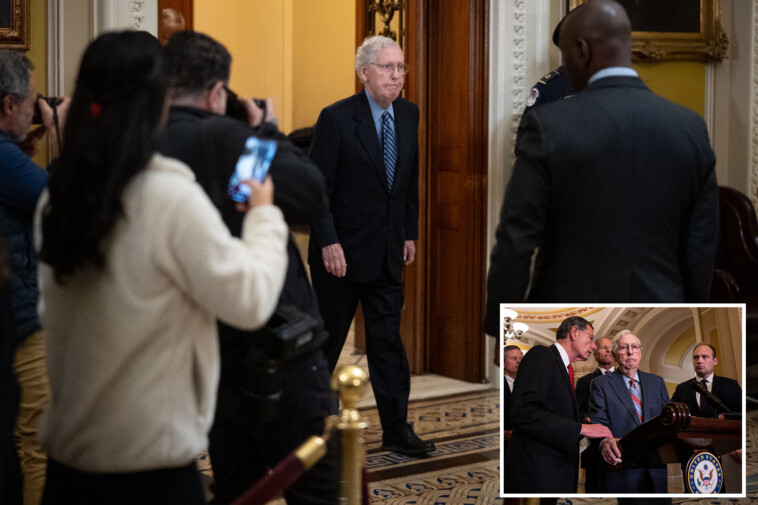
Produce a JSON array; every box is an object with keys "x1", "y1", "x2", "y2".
[{"x1": 513, "y1": 307, "x2": 603, "y2": 324}]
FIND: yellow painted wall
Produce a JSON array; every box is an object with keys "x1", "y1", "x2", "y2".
[
  {"x1": 194, "y1": 0, "x2": 356, "y2": 133},
  {"x1": 633, "y1": 61, "x2": 705, "y2": 117},
  {"x1": 292, "y1": 0, "x2": 355, "y2": 129},
  {"x1": 28, "y1": 0, "x2": 48, "y2": 166}
]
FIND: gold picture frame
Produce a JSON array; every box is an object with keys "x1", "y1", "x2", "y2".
[
  {"x1": 0, "y1": 0, "x2": 29, "y2": 50},
  {"x1": 568, "y1": 0, "x2": 728, "y2": 62}
]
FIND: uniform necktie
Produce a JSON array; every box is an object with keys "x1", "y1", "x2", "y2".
[
  {"x1": 630, "y1": 378, "x2": 643, "y2": 422},
  {"x1": 382, "y1": 111, "x2": 397, "y2": 189},
  {"x1": 699, "y1": 378, "x2": 709, "y2": 415},
  {"x1": 567, "y1": 363, "x2": 575, "y2": 394}
]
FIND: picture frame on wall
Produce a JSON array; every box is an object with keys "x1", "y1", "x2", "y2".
[
  {"x1": 0, "y1": 0, "x2": 29, "y2": 50},
  {"x1": 568, "y1": 0, "x2": 728, "y2": 62}
]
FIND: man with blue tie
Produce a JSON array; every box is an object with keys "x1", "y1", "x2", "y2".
[
  {"x1": 308, "y1": 35, "x2": 431, "y2": 456},
  {"x1": 590, "y1": 330, "x2": 670, "y2": 495}
]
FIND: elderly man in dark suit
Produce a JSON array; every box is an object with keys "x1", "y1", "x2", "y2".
[
  {"x1": 590, "y1": 330, "x2": 670, "y2": 494},
  {"x1": 483, "y1": 0, "x2": 717, "y2": 328},
  {"x1": 308, "y1": 35, "x2": 431, "y2": 456},
  {"x1": 505, "y1": 316, "x2": 612, "y2": 493}
]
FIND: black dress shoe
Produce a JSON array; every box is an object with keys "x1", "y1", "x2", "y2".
[{"x1": 381, "y1": 423, "x2": 435, "y2": 456}]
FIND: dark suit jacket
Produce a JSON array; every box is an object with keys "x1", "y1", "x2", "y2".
[
  {"x1": 671, "y1": 375, "x2": 742, "y2": 417},
  {"x1": 590, "y1": 369, "x2": 670, "y2": 492},
  {"x1": 308, "y1": 90, "x2": 419, "y2": 282},
  {"x1": 505, "y1": 344, "x2": 582, "y2": 493},
  {"x1": 576, "y1": 368, "x2": 604, "y2": 423},
  {"x1": 484, "y1": 76, "x2": 718, "y2": 335},
  {"x1": 503, "y1": 381, "x2": 513, "y2": 456}
]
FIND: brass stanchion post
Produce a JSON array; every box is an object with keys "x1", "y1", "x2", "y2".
[{"x1": 331, "y1": 365, "x2": 369, "y2": 505}]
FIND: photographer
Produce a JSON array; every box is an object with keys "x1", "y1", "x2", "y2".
[
  {"x1": 0, "y1": 49, "x2": 68, "y2": 505},
  {"x1": 160, "y1": 32, "x2": 338, "y2": 505}
]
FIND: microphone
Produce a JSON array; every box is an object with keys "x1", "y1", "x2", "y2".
[{"x1": 690, "y1": 380, "x2": 733, "y2": 417}]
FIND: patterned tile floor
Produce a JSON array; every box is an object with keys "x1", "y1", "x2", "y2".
[{"x1": 198, "y1": 390, "x2": 758, "y2": 505}]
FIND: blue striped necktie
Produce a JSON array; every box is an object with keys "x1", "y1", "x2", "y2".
[
  {"x1": 382, "y1": 111, "x2": 397, "y2": 189},
  {"x1": 630, "y1": 378, "x2": 643, "y2": 422}
]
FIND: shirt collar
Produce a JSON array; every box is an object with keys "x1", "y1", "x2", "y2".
[
  {"x1": 625, "y1": 373, "x2": 641, "y2": 387},
  {"x1": 365, "y1": 89, "x2": 394, "y2": 123},
  {"x1": 588, "y1": 66, "x2": 639, "y2": 85},
  {"x1": 697, "y1": 373, "x2": 714, "y2": 383},
  {"x1": 600, "y1": 366, "x2": 614, "y2": 375},
  {"x1": 505, "y1": 374, "x2": 515, "y2": 391},
  {"x1": 553, "y1": 342, "x2": 570, "y2": 369}
]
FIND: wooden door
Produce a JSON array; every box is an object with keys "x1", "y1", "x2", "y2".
[{"x1": 425, "y1": 0, "x2": 488, "y2": 382}]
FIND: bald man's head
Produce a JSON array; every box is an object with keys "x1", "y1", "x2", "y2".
[{"x1": 559, "y1": 0, "x2": 632, "y2": 92}]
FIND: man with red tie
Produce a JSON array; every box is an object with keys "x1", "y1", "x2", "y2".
[{"x1": 504, "y1": 316, "x2": 612, "y2": 493}]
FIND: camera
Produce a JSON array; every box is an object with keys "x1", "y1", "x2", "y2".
[
  {"x1": 32, "y1": 94, "x2": 63, "y2": 124},
  {"x1": 224, "y1": 86, "x2": 267, "y2": 123},
  {"x1": 218, "y1": 304, "x2": 323, "y2": 425}
]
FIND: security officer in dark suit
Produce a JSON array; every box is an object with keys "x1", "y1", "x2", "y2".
[{"x1": 522, "y1": 7, "x2": 576, "y2": 112}]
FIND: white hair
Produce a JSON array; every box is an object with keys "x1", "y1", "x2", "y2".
[
  {"x1": 355, "y1": 35, "x2": 401, "y2": 78},
  {"x1": 611, "y1": 329, "x2": 641, "y2": 353}
]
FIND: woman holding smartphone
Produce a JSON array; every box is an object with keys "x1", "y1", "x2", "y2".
[{"x1": 35, "y1": 31, "x2": 288, "y2": 505}]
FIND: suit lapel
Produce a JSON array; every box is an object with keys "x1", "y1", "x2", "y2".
[
  {"x1": 609, "y1": 371, "x2": 640, "y2": 425},
  {"x1": 392, "y1": 103, "x2": 411, "y2": 194},
  {"x1": 639, "y1": 371, "x2": 659, "y2": 422},
  {"x1": 353, "y1": 90, "x2": 390, "y2": 195},
  {"x1": 550, "y1": 345, "x2": 579, "y2": 420}
]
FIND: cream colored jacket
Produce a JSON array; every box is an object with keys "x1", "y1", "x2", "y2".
[{"x1": 35, "y1": 154, "x2": 288, "y2": 472}]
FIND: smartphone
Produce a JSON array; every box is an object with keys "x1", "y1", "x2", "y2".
[{"x1": 228, "y1": 136, "x2": 277, "y2": 203}]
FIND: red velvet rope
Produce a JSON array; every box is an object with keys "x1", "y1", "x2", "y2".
[{"x1": 231, "y1": 454, "x2": 305, "y2": 505}]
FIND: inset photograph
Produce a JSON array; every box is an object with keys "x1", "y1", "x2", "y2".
[{"x1": 500, "y1": 305, "x2": 746, "y2": 498}]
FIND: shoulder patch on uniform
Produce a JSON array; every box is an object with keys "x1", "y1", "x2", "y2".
[{"x1": 526, "y1": 87, "x2": 539, "y2": 108}]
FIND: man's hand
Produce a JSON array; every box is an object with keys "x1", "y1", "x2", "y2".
[
  {"x1": 241, "y1": 97, "x2": 276, "y2": 128},
  {"x1": 17, "y1": 125, "x2": 47, "y2": 157},
  {"x1": 38, "y1": 95, "x2": 70, "y2": 155},
  {"x1": 582, "y1": 416, "x2": 591, "y2": 424},
  {"x1": 600, "y1": 437, "x2": 623, "y2": 465},
  {"x1": 322, "y1": 243, "x2": 347, "y2": 277},
  {"x1": 504, "y1": 429, "x2": 512, "y2": 442},
  {"x1": 580, "y1": 423, "x2": 613, "y2": 439},
  {"x1": 403, "y1": 240, "x2": 416, "y2": 265},
  {"x1": 728, "y1": 448, "x2": 742, "y2": 463}
]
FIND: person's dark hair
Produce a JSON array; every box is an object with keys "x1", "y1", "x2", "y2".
[
  {"x1": 555, "y1": 316, "x2": 593, "y2": 340},
  {"x1": 39, "y1": 31, "x2": 166, "y2": 283},
  {"x1": 163, "y1": 31, "x2": 231, "y2": 99},
  {"x1": 693, "y1": 343, "x2": 717, "y2": 359},
  {"x1": 0, "y1": 49, "x2": 33, "y2": 112}
]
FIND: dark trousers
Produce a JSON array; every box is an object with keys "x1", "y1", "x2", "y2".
[
  {"x1": 311, "y1": 263, "x2": 410, "y2": 431},
  {"x1": 41, "y1": 459, "x2": 204, "y2": 505},
  {"x1": 208, "y1": 351, "x2": 340, "y2": 505}
]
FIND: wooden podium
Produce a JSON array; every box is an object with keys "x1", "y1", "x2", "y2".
[{"x1": 613, "y1": 402, "x2": 742, "y2": 493}]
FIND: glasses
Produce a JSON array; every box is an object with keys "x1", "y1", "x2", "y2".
[
  {"x1": 617, "y1": 344, "x2": 642, "y2": 353},
  {"x1": 371, "y1": 63, "x2": 409, "y2": 75}
]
